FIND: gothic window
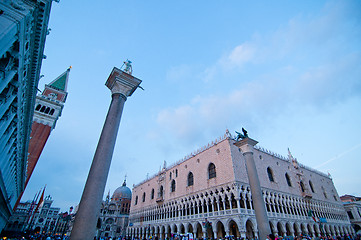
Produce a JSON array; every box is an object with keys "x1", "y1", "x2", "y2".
[
  {"x1": 159, "y1": 186, "x2": 164, "y2": 198},
  {"x1": 151, "y1": 189, "x2": 154, "y2": 199},
  {"x1": 323, "y1": 189, "x2": 328, "y2": 199},
  {"x1": 45, "y1": 107, "x2": 50, "y2": 114},
  {"x1": 169, "y1": 172, "x2": 172, "y2": 180},
  {"x1": 187, "y1": 172, "x2": 194, "y2": 186},
  {"x1": 171, "y1": 180, "x2": 176, "y2": 192},
  {"x1": 285, "y1": 173, "x2": 292, "y2": 187},
  {"x1": 208, "y1": 163, "x2": 216, "y2": 179},
  {"x1": 135, "y1": 196, "x2": 138, "y2": 205},
  {"x1": 142, "y1": 192, "x2": 146, "y2": 202},
  {"x1": 35, "y1": 104, "x2": 41, "y2": 111},
  {"x1": 49, "y1": 109, "x2": 55, "y2": 115},
  {"x1": 176, "y1": 169, "x2": 178, "y2": 177},
  {"x1": 309, "y1": 180, "x2": 315, "y2": 193},
  {"x1": 40, "y1": 106, "x2": 46, "y2": 112},
  {"x1": 267, "y1": 167, "x2": 274, "y2": 182},
  {"x1": 300, "y1": 181, "x2": 305, "y2": 192}
]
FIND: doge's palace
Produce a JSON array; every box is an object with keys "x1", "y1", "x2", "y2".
[{"x1": 128, "y1": 130, "x2": 352, "y2": 239}]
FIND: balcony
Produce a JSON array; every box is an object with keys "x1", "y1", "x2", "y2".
[
  {"x1": 302, "y1": 192, "x2": 312, "y2": 199},
  {"x1": 156, "y1": 196, "x2": 164, "y2": 203}
]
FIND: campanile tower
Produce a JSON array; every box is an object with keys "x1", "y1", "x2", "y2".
[
  {"x1": 14, "y1": 67, "x2": 71, "y2": 209},
  {"x1": 27, "y1": 67, "x2": 71, "y2": 185}
]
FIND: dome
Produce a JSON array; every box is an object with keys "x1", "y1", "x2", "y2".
[{"x1": 112, "y1": 180, "x2": 132, "y2": 200}]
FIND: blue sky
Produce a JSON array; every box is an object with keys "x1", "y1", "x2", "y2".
[{"x1": 22, "y1": 1, "x2": 361, "y2": 211}]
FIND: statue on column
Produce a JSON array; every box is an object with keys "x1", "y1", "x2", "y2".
[
  {"x1": 235, "y1": 128, "x2": 248, "y2": 141},
  {"x1": 122, "y1": 59, "x2": 133, "y2": 75}
]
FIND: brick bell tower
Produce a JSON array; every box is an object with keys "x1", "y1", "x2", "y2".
[{"x1": 14, "y1": 67, "x2": 71, "y2": 210}]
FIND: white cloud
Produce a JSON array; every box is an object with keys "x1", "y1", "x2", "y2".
[
  {"x1": 221, "y1": 42, "x2": 256, "y2": 69},
  {"x1": 154, "y1": 1, "x2": 361, "y2": 147},
  {"x1": 157, "y1": 105, "x2": 199, "y2": 140}
]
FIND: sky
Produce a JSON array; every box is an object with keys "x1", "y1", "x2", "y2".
[{"x1": 22, "y1": 0, "x2": 361, "y2": 212}]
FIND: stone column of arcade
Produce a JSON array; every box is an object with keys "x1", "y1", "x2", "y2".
[
  {"x1": 70, "y1": 66, "x2": 142, "y2": 240},
  {"x1": 234, "y1": 137, "x2": 271, "y2": 240}
]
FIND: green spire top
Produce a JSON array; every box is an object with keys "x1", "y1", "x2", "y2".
[{"x1": 48, "y1": 67, "x2": 71, "y2": 92}]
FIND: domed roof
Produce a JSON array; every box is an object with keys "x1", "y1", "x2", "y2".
[{"x1": 112, "y1": 180, "x2": 132, "y2": 200}]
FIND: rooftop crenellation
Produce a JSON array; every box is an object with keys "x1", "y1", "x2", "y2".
[{"x1": 133, "y1": 130, "x2": 331, "y2": 188}]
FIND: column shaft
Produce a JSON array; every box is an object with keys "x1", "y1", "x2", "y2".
[
  {"x1": 70, "y1": 93, "x2": 126, "y2": 240},
  {"x1": 244, "y1": 151, "x2": 271, "y2": 240}
]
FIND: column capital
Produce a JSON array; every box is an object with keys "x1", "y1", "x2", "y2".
[
  {"x1": 105, "y1": 67, "x2": 142, "y2": 97},
  {"x1": 234, "y1": 137, "x2": 258, "y2": 153}
]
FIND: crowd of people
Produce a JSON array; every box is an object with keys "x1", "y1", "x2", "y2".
[
  {"x1": 2, "y1": 233, "x2": 360, "y2": 240},
  {"x1": 266, "y1": 233, "x2": 361, "y2": 240}
]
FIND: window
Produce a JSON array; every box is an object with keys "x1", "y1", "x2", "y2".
[
  {"x1": 309, "y1": 180, "x2": 315, "y2": 193},
  {"x1": 142, "y1": 192, "x2": 146, "y2": 202},
  {"x1": 300, "y1": 181, "x2": 305, "y2": 192},
  {"x1": 151, "y1": 189, "x2": 154, "y2": 199},
  {"x1": 176, "y1": 169, "x2": 178, "y2": 177},
  {"x1": 171, "y1": 180, "x2": 176, "y2": 192},
  {"x1": 135, "y1": 196, "x2": 138, "y2": 205},
  {"x1": 321, "y1": 186, "x2": 327, "y2": 199},
  {"x1": 347, "y1": 211, "x2": 354, "y2": 219},
  {"x1": 35, "y1": 104, "x2": 41, "y2": 111},
  {"x1": 267, "y1": 167, "x2": 274, "y2": 182},
  {"x1": 187, "y1": 172, "x2": 194, "y2": 186},
  {"x1": 285, "y1": 173, "x2": 292, "y2": 187},
  {"x1": 159, "y1": 186, "x2": 164, "y2": 198},
  {"x1": 169, "y1": 172, "x2": 172, "y2": 180},
  {"x1": 208, "y1": 163, "x2": 216, "y2": 179}
]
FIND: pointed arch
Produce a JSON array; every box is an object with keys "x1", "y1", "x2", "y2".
[
  {"x1": 208, "y1": 163, "x2": 216, "y2": 179},
  {"x1": 171, "y1": 180, "x2": 176, "y2": 192},
  {"x1": 309, "y1": 180, "x2": 315, "y2": 193},
  {"x1": 187, "y1": 172, "x2": 194, "y2": 186},
  {"x1": 300, "y1": 181, "x2": 305, "y2": 192},
  {"x1": 267, "y1": 167, "x2": 274, "y2": 182},
  {"x1": 285, "y1": 173, "x2": 292, "y2": 187},
  {"x1": 35, "y1": 104, "x2": 41, "y2": 111}
]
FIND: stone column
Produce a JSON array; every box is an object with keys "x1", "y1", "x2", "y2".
[
  {"x1": 234, "y1": 138, "x2": 271, "y2": 240},
  {"x1": 236, "y1": 197, "x2": 241, "y2": 210},
  {"x1": 203, "y1": 230, "x2": 207, "y2": 239},
  {"x1": 213, "y1": 230, "x2": 217, "y2": 239},
  {"x1": 70, "y1": 67, "x2": 142, "y2": 240}
]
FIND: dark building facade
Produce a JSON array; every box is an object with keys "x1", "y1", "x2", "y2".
[{"x1": 0, "y1": 0, "x2": 53, "y2": 230}]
